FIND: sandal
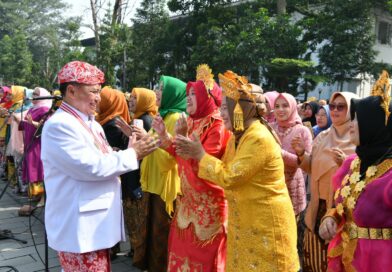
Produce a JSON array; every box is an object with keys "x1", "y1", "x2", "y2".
[{"x1": 18, "y1": 205, "x2": 33, "y2": 216}]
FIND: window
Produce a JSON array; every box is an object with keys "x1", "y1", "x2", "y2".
[{"x1": 378, "y1": 21, "x2": 392, "y2": 45}]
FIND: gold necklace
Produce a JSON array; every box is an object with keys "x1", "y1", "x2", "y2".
[{"x1": 334, "y1": 157, "x2": 392, "y2": 216}]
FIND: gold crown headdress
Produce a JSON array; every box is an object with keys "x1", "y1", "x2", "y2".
[
  {"x1": 218, "y1": 70, "x2": 254, "y2": 131},
  {"x1": 196, "y1": 64, "x2": 214, "y2": 94},
  {"x1": 371, "y1": 70, "x2": 391, "y2": 125}
]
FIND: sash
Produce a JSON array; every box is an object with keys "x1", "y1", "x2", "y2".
[{"x1": 60, "y1": 103, "x2": 110, "y2": 154}]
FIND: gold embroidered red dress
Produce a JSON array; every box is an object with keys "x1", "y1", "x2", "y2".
[{"x1": 166, "y1": 80, "x2": 230, "y2": 272}]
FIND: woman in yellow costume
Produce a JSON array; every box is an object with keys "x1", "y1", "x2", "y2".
[
  {"x1": 175, "y1": 70, "x2": 299, "y2": 271},
  {"x1": 5, "y1": 86, "x2": 25, "y2": 190}
]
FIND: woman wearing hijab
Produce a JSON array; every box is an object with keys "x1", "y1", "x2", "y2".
[
  {"x1": 16, "y1": 87, "x2": 52, "y2": 215},
  {"x1": 114, "y1": 87, "x2": 157, "y2": 268},
  {"x1": 5, "y1": 86, "x2": 25, "y2": 190},
  {"x1": 272, "y1": 93, "x2": 312, "y2": 263},
  {"x1": 292, "y1": 92, "x2": 358, "y2": 272},
  {"x1": 175, "y1": 71, "x2": 299, "y2": 272},
  {"x1": 263, "y1": 90, "x2": 279, "y2": 123},
  {"x1": 9, "y1": 88, "x2": 33, "y2": 194},
  {"x1": 95, "y1": 86, "x2": 132, "y2": 259},
  {"x1": 319, "y1": 71, "x2": 392, "y2": 271},
  {"x1": 0, "y1": 86, "x2": 13, "y2": 178},
  {"x1": 313, "y1": 105, "x2": 332, "y2": 138},
  {"x1": 96, "y1": 86, "x2": 131, "y2": 147},
  {"x1": 152, "y1": 65, "x2": 230, "y2": 271},
  {"x1": 138, "y1": 75, "x2": 186, "y2": 271},
  {"x1": 302, "y1": 101, "x2": 320, "y2": 127}
]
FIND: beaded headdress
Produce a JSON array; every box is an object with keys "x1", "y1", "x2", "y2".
[
  {"x1": 218, "y1": 70, "x2": 254, "y2": 131},
  {"x1": 196, "y1": 64, "x2": 214, "y2": 93},
  {"x1": 371, "y1": 70, "x2": 391, "y2": 125}
]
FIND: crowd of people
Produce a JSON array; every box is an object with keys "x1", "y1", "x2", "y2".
[{"x1": 0, "y1": 60, "x2": 391, "y2": 272}]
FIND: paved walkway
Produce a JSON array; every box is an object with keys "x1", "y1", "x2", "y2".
[{"x1": 0, "y1": 179, "x2": 141, "y2": 272}]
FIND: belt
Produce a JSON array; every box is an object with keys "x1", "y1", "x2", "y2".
[{"x1": 346, "y1": 223, "x2": 392, "y2": 240}]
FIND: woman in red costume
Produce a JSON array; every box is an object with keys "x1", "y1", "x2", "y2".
[{"x1": 153, "y1": 65, "x2": 230, "y2": 271}]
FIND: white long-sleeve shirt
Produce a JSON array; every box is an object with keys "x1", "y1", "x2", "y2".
[{"x1": 41, "y1": 102, "x2": 138, "y2": 253}]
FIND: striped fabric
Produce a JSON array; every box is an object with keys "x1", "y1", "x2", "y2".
[{"x1": 302, "y1": 200, "x2": 328, "y2": 272}]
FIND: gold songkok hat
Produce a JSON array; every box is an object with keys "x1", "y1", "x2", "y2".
[
  {"x1": 371, "y1": 70, "x2": 391, "y2": 125},
  {"x1": 218, "y1": 70, "x2": 254, "y2": 131}
]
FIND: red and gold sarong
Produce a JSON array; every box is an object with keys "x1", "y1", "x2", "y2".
[{"x1": 58, "y1": 249, "x2": 110, "y2": 272}]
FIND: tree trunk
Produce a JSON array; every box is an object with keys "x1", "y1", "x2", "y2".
[
  {"x1": 90, "y1": 0, "x2": 101, "y2": 57},
  {"x1": 112, "y1": 0, "x2": 123, "y2": 26},
  {"x1": 277, "y1": 0, "x2": 287, "y2": 14}
]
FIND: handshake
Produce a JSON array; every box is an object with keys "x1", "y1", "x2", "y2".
[{"x1": 114, "y1": 116, "x2": 160, "y2": 160}]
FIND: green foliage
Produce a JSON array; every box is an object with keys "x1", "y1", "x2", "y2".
[
  {"x1": 0, "y1": 0, "x2": 390, "y2": 96},
  {"x1": 371, "y1": 62, "x2": 392, "y2": 78},
  {"x1": 0, "y1": 32, "x2": 33, "y2": 85},
  {"x1": 124, "y1": 0, "x2": 171, "y2": 89},
  {"x1": 314, "y1": 0, "x2": 377, "y2": 85},
  {"x1": 0, "y1": 0, "x2": 83, "y2": 89}
]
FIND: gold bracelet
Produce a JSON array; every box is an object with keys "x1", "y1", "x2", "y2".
[{"x1": 321, "y1": 208, "x2": 340, "y2": 225}]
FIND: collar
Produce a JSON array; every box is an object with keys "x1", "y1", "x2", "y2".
[{"x1": 61, "y1": 101, "x2": 95, "y2": 122}]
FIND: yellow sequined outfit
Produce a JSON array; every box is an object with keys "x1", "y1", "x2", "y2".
[{"x1": 198, "y1": 121, "x2": 299, "y2": 272}]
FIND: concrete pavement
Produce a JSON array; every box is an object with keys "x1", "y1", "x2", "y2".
[{"x1": 0, "y1": 179, "x2": 141, "y2": 272}]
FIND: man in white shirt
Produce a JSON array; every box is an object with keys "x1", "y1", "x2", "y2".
[{"x1": 41, "y1": 61, "x2": 158, "y2": 271}]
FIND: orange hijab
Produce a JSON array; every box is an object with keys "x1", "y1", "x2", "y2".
[
  {"x1": 131, "y1": 88, "x2": 157, "y2": 119},
  {"x1": 96, "y1": 86, "x2": 131, "y2": 125}
]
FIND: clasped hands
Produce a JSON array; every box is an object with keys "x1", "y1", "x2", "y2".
[{"x1": 151, "y1": 113, "x2": 205, "y2": 161}]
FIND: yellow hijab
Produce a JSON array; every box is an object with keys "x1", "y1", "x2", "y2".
[
  {"x1": 131, "y1": 88, "x2": 157, "y2": 119},
  {"x1": 11, "y1": 86, "x2": 25, "y2": 110}
]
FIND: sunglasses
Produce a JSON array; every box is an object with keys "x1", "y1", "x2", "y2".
[{"x1": 329, "y1": 103, "x2": 347, "y2": 112}]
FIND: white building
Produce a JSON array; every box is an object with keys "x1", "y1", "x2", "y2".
[{"x1": 301, "y1": 7, "x2": 392, "y2": 100}]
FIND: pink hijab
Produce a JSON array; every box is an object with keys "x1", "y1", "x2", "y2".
[
  {"x1": 264, "y1": 91, "x2": 279, "y2": 123},
  {"x1": 274, "y1": 93, "x2": 302, "y2": 128},
  {"x1": 32, "y1": 87, "x2": 52, "y2": 109}
]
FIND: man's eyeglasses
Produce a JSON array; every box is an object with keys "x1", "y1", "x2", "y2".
[{"x1": 329, "y1": 103, "x2": 347, "y2": 112}]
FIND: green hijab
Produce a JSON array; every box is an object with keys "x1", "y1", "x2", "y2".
[{"x1": 158, "y1": 75, "x2": 187, "y2": 118}]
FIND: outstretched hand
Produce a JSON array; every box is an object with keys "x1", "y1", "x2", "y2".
[
  {"x1": 131, "y1": 125, "x2": 147, "y2": 140},
  {"x1": 174, "y1": 133, "x2": 205, "y2": 161},
  {"x1": 152, "y1": 114, "x2": 172, "y2": 148},
  {"x1": 291, "y1": 135, "x2": 305, "y2": 157},
  {"x1": 115, "y1": 117, "x2": 133, "y2": 137},
  {"x1": 175, "y1": 112, "x2": 188, "y2": 137},
  {"x1": 129, "y1": 133, "x2": 160, "y2": 160},
  {"x1": 151, "y1": 114, "x2": 166, "y2": 137}
]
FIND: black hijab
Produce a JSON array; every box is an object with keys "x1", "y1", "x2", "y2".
[
  {"x1": 350, "y1": 96, "x2": 392, "y2": 175},
  {"x1": 302, "y1": 101, "x2": 320, "y2": 126}
]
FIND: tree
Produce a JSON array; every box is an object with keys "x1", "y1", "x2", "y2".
[
  {"x1": 311, "y1": 0, "x2": 376, "y2": 88},
  {"x1": 90, "y1": 0, "x2": 102, "y2": 59},
  {"x1": 0, "y1": 0, "x2": 83, "y2": 88},
  {"x1": 277, "y1": 0, "x2": 287, "y2": 14},
  {"x1": 126, "y1": 0, "x2": 170, "y2": 88},
  {"x1": 0, "y1": 32, "x2": 33, "y2": 85}
]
